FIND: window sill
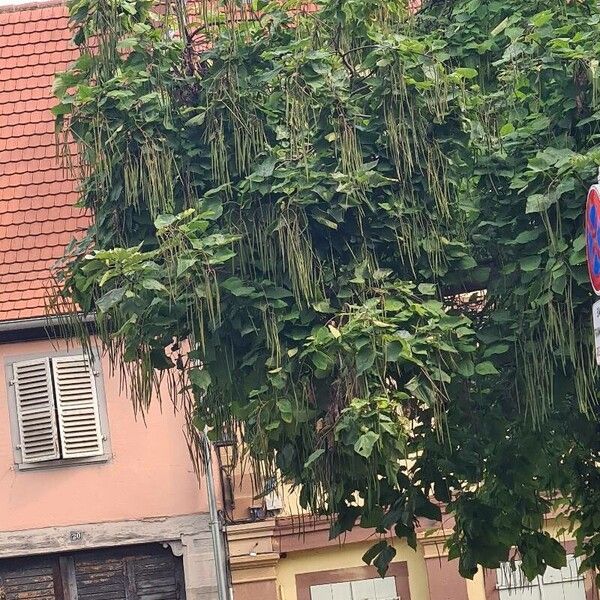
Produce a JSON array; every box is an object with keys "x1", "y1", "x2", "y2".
[{"x1": 15, "y1": 454, "x2": 112, "y2": 471}]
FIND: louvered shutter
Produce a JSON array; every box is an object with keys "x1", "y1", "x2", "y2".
[
  {"x1": 52, "y1": 355, "x2": 104, "y2": 459},
  {"x1": 0, "y1": 556, "x2": 60, "y2": 600},
  {"x1": 132, "y1": 551, "x2": 185, "y2": 599},
  {"x1": 73, "y1": 544, "x2": 186, "y2": 600},
  {"x1": 12, "y1": 358, "x2": 60, "y2": 463},
  {"x1": 74, "y1": 553, "x2": 127, "y2": 600}
]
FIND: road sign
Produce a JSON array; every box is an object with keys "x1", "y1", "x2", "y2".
[{"x1": 585, "y1": 178, "x2": 600, "y2": 295}]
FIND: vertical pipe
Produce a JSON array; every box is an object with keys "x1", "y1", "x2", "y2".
[
  {"x1": 203, "y1": 432, "x2": 231, "y2": 600},
  {"x1": 188, "y1": 327, "x2": 231, "y2": 600}
]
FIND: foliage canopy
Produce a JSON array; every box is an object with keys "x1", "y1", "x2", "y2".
[{"x1": 54, "y1": 0, "x2": 600, "y2": 580}]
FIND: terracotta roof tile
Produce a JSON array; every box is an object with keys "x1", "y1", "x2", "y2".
[{"x1": 0, "y1": 0, "x2": 88, "y2": 322}]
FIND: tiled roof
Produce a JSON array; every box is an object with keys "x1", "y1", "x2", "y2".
[
  {"x1": 0, "y1": 0, "x2": 420, "y2": 324},
  {"x1": 0, "y1": 0, "x2": 88, "y2": 323}
]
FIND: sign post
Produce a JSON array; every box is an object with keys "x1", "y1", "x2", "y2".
[{"x1": 585, "y1": 167, "x2": 600, "y2": 364}]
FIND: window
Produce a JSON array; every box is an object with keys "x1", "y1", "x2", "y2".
[
  {"x1": 310, "y1": 577, "x2": 398, "y2": 600},
  {"x1": 8, "y1": 354, "x2": 109, "y2": 468},
  {"x1": 496, "y1": 554, "x2": 586, "y2": 600},
  {"x1": 296, "y1": 564, "x2": 411, "y2": 600}
]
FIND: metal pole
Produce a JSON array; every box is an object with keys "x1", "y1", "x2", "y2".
[
  {"x1": 203, "y1": 431, "x2": 231, "y2": 600},
  {"x1": 188, "y1": 327, "x2": 230, "y2": 600}
]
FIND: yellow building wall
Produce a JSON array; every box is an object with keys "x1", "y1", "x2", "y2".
[
  {"x1": 276, "y1": 539, "x2": 430, "y2": 600},
  {"x1": 466, "y1": 571, "x2": 486, "y2": 600}
]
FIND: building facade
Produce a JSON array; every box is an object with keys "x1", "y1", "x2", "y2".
[
  {"x1": 218, "y1": 438, "x2": 597, "y2": 600},
  {"x1": 226, "y1": 507, "x2": 598, "y2": 600},
  {"x1": 0, "y1": 2, "x2": 220, "y2": 598}
]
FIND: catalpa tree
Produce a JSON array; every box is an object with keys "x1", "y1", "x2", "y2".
[{"x1": 54, "y1": 0, "x2": 600, "y2": 579}]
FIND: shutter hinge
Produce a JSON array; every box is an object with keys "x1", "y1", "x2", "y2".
[
  {"x1": 15, "y1": 444, "x2": 21, "y2": 450},
  {"x1": 93, "y1": 370, "x2": 99, "y2": 376},
  {"x1": 8, "y1": 379, "x2": 14, "y2": 386}
]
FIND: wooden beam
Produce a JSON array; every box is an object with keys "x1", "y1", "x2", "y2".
[
  {"x1": 58, "y1": 557, "x2": 78, "y2": 600},
  {"x1": 0, "y1": 514, "x2": 211, "y2": 559}
]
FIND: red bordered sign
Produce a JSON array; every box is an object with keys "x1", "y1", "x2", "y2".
[{"x1": 586, "y1": 183, "x2": 600, "y2": 295}]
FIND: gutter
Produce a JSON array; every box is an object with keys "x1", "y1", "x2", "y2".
[
  {"x1": 203, "y1": 431, "x2": 233, "y2": 600},
  {"x1": 0, "y1": 314, "x2": 95, "y2": 333},
  {"x1": 0, "y1": 315, "x2": 96, "y2": 344}
]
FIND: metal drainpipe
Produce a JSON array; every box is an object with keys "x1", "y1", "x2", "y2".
[
  {"x1": 202, "y1": 431, "x2": 232, "y2": 600},
  {"x1": 188, "y1": 326, "x2": 231, "y2": 600}
]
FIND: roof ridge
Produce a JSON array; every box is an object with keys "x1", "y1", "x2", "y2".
[{"x1": 0, "y1": 0, "x2": 64, "y2": 14}]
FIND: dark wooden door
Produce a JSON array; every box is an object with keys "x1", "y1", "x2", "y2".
[
  {"x1": 73, "y1": 544, "x2": 185, "y2": 600},
  {"x1": 0, "y1": 544, "x2": 185, "y2": 600},
  {"x1": 0, "y1": 555, "x2": 64, "y2": 600}
]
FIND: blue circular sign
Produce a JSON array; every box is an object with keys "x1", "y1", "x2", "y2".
[{"x1": 586, "y1": 185, "x2": 600, "y2": 295}]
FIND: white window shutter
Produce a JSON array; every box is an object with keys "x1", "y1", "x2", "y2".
[
  {"x1": 52, "y1": 355, "x2": 104, "y2": 459},
  {"x1": 12, "y1": 358, "x2": 60, "y2": 463}
]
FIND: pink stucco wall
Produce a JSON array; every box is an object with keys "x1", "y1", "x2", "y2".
[{"x1": 0, "y1": 338, "x2": 207, "y2": 532}]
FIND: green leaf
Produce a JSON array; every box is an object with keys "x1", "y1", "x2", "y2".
[
  {"x1": 543, "y1": 538, "x2": 567, "y2": 570},
  {"x1": 521, "y1": 550, "x2": 540, "y2": 581},
  {"x1": 177, "y1": 258, "x2": 197, "y2": 276},
  {"x1": 190, "y1": 367, "x2": 212, "y2": 391},
  {"x1": 185, "y1": 111, "x2": 206, "y2": 127},
  {"x1": 453, "y1": 67, "x2": 478, "y2": 79},
  {"x1": 483, "y1": 344, "x2": 510, "y2": 357},
  {"x1": 221, "y1": 277, "x2": 255, "y2": 297},
  {"x1": 313, "y1": 300, "x2": 333, "y2": 313},
  {"x1": 373, "y1": 544, "x2": 397, "y2": 577},
  {"x1": 96, "y1": 287, "x2": 126, "y2": 312},
  {"x1": 354, "y1": 431, "x2": 379, "y2": 458},
  {"x1": 277, "y1": 398, "x2": 292, "y2": 413},
  {"x1": 459, "y1": 549, "x2": 478, "y2": 579},
  {"x1": 356, "y1": 345, "x2": 376, "y2": 375},
  {"x1": 455, "y1": 358, "x2": 475, "y2": 377},
  {"x1": 304, "y1": 448, "x2": 325, "y2": 468},
  {"x1": 532, "y1": 10, "x2": 553, "y2": 27},
  {"x1": 520, "y1": 255, "x2": 541, "y2": 271},
  {"x1": 362, "y1": 540, "x2": 388, "y2": 565},
  {"x1": 277, "y1": 398, "x2": 294, "y2": 423},
  {"x1": 475, "y1": 361, "x2": 500, "y2": 376},
  {"x1": 513, "y1": 230, "x2": 540, "y2": 244},
  {"x1": 254, "y1": 155, "x2": 277, "y2": 177},
  {"x1": 142, "y1": 278, "x2": 167, "y2": 292},
  {"x1": 418, "y1": 283, "x2": 436, "y2": 295},
  {"x1": 150, "y1": 348, "x2": 174, "y2": 370},
  {"x1": 312, "y1": 212, "x2": 338, "y2": 229},
  {"x1": 386, "y1": 340, "x2": 403, "y2": 362},
  {"x1": 311, "y1": 350, "x2": 331, "y2": 371},
  {"x1": 491, "y1": 16, "x2": 509, "y2": 36},
  {"x1": 573, "y1": 234, "x2": 586, "y2": 252},
  {"x1": 526, "y1": 194, "x2": 554, "y2": 214},
  {"x1": 207, "y1": 248, "x2": 236, "y2": 265}
]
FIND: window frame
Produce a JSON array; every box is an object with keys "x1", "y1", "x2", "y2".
[
  {"x1": 296, "y1": 562, "x2": 412, "y2": 600},
  {"x1": 310, "y1": 575, "x2": 399, "y2": 600},
  {"x1": 5, "y1": 349, "x2": 112, "y2": 471},
  {"x1": 496, "y1": 554, "x2": 586, "y2": 597},
  {"x1": 484, "y1": 546, "x2": 598, "y2": 600}
]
